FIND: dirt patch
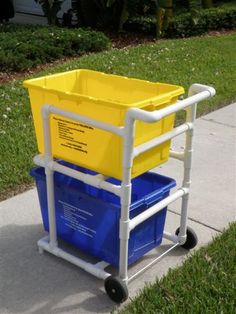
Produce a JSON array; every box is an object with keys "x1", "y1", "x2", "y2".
[
  {"x1": 0, "y1": 56, "x2": 80, "y2": 84},
  {"x1": 206, "y1": 29, "x2": 236, "y2": 37},
  {"x1": 0, "y1": 183, "x2": 35, "y2": 202},
  {"x1": 109, "y1": 32, "x2": 156, "y2": 49}
]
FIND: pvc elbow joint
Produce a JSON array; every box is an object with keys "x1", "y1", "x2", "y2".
[
  {"x1": 41, "y1": 104, "x2": 52, "y2": 118},
  {"x1": 189, "y1": 84, "x2": 216, "y2": 97}
]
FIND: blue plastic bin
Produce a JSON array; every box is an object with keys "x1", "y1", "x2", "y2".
[{"x1": 30, "y1": 161, "x2": 176, "y2": 267}]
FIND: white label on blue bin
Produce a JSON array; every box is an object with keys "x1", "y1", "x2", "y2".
[{"x1": 59, "y1": 200, "x2": 96, "y2": 238}]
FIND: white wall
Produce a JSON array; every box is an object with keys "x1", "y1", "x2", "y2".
[
  {"x1": 13, "y1": 0, "x2": 72, "y2": 18},
  {"x1": 13, "y1": 0, "x2": 43, "y2": 15}
]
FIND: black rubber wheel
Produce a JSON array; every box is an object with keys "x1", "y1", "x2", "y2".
[
  {"x1": 175, "y1": 226, "x2": 198, "y2": 250},
  {"x1": 104, "y1": 276, "x2": 128, "y2": 303}
]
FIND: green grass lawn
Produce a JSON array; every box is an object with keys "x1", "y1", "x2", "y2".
[
  {"x1": 0, "y1": 33, "x2": 236, "y2": 199},
  {"x1": 119, "y1": 222, "x2": 236, "y2": 313}
]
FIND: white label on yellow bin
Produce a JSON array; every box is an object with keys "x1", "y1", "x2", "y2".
[
  {"x1": 53, "y1": 116, "x2": 94, "y2": 155},
  {"x1": 59, "y1": 200, "x2": 96, "y2": 238}
]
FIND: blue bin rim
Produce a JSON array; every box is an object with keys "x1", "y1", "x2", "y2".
[{"x1": 30, "y1": 164, "x2": 176, "y2": 211}]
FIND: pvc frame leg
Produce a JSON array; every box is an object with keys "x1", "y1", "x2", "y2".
[
  {"x1": 42, "y1": 106, "x2": 58, "y2": 250},
  {"x1": 118, "y1": 117, "x2": 135, "y2": 285},
  {"x1": 45, "y1": 167, "x2": 58, "y2": 249},
  {"x1": 119, "y1": 238, "x2": 129, "y2": 281},
  {"x1": 178, "y1": 103, "x2": 196, "y2": 244},
  {"x1": 118, "y1": 182, "x2": 131, "y2": 284}
]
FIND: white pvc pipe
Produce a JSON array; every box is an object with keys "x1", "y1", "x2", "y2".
[
  {"x1": 42, "y1": 108, "x2": 58, "y2": 249},
  {"x1": 177, "y1": 84, "x2": 203, "y2": 243},
  {"x1": 118, "y1": 115, "x2": 136, "y2": 283},
  {"x1": 33, "y1": 155, "x2": 121, "y2": 197},
  {"x1": 163, "y1": 231, "x2": 179, "y2": 243},
  {"x1": 189, "y1": 83, "x2": 216, "y2": 97},
  {"x1": 178, "y1": 129, "x2": 193, "y2": 244},
  {"x1": 52, "y1": 161, "x2": 121, "y2": 196},
  {"x1": 127, "y1": 85, "x2": 215, "y2": 123},
  {"x1": 38, "y1": 237, "x2": 110, "y2": 280},
  {"x1": 133, "y1": 123, "x2": 191, "y2": 158},
  {"x1": 129, "y1": 189, "x2": 187, "y2": 231},
  {"x1": 46, "y1": 105, "x2": 124, "y2": 137},
  {"x1": 169, "y1": 150, "x2": 185, "y2": 161},
  {"x1": 33, "y1": 154, "x2": 45, "y2": 167}
]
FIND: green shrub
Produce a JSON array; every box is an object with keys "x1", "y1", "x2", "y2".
[
  {"x1": 125, "y1": 6, "x2": 236, "y2": 37},
  {"x1": 0, "y1": 25, "x2": 110, "y2": 71},
  {"x1": 167, "y1": 7, "x2": 236, "y2": 38}
]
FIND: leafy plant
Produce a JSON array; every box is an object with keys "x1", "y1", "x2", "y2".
[
  {"x1": 152, "y1": 0, "x2": 174, "y2": 38},
  {"x1": 202, "y1": 0, "x2": 213, "y2": 8},
  {"x1": 76, "y1": 0, "x2": 150, "y2": 32},
  {"x1": 34, "y1": 0, "x2": 65, "y2": 25}
]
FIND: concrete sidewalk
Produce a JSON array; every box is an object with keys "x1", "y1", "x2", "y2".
[{"x1": 1, "y1": 104, "x2": 235, "y2": 314}]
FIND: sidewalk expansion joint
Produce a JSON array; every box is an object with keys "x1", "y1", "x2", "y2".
[
  {"x1": 167, "y1": 208, "x2": 222, "y2": 233},
  {"x1": 200, "y1": 117, "x2": 236, "y2": 129}
]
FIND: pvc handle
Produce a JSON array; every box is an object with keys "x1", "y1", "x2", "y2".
[{"x1": 127, "y1": 84, "x2": 216, "y2": 124}]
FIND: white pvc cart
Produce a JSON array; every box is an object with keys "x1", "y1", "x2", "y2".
[{"x1": 32, "y1": 83, "x2": 215, "y2": 303}]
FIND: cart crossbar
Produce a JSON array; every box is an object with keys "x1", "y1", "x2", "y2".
[
  {"x1": 43, "y1": 105, "x2": 125, "y2": 137},
  {"x1": 38, "y1": 236, "x2": 111, "y2": 280},
  {"x1": 133, "y1": 123, "x2": 192, "y2": 158},
  {"x1": 34, "y1": 155, "x2": 121, "y2": 196},
  {"x1": 169, "y1": 150, "x2": 185, "y2": 161},
  {"x1": 129, "y1": 188, "x2": 187, "y2": 231}
]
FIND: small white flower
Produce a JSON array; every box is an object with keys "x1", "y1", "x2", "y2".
[
  {"x1": 3, "y1": 114, "x2": 7, "y2": 119},
  {"x1": 6, "y1": 107, "x2": 11, "y2": 112}
]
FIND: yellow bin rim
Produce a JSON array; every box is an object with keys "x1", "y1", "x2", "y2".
[{"x1": 23, "y1": 69, "x2": 184, "y2": 110}]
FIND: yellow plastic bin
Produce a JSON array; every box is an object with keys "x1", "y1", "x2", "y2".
[{"x1": 24, "y1": 69, "x2": 184, "y2": 179}]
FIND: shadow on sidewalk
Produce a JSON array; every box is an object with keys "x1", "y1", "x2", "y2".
[
  {"x1": 0, "y1": 224, "x2": 114, "y2": 314},
  {"x1": 0, "y1": 224, "x2": 188, "y2": 314}
]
